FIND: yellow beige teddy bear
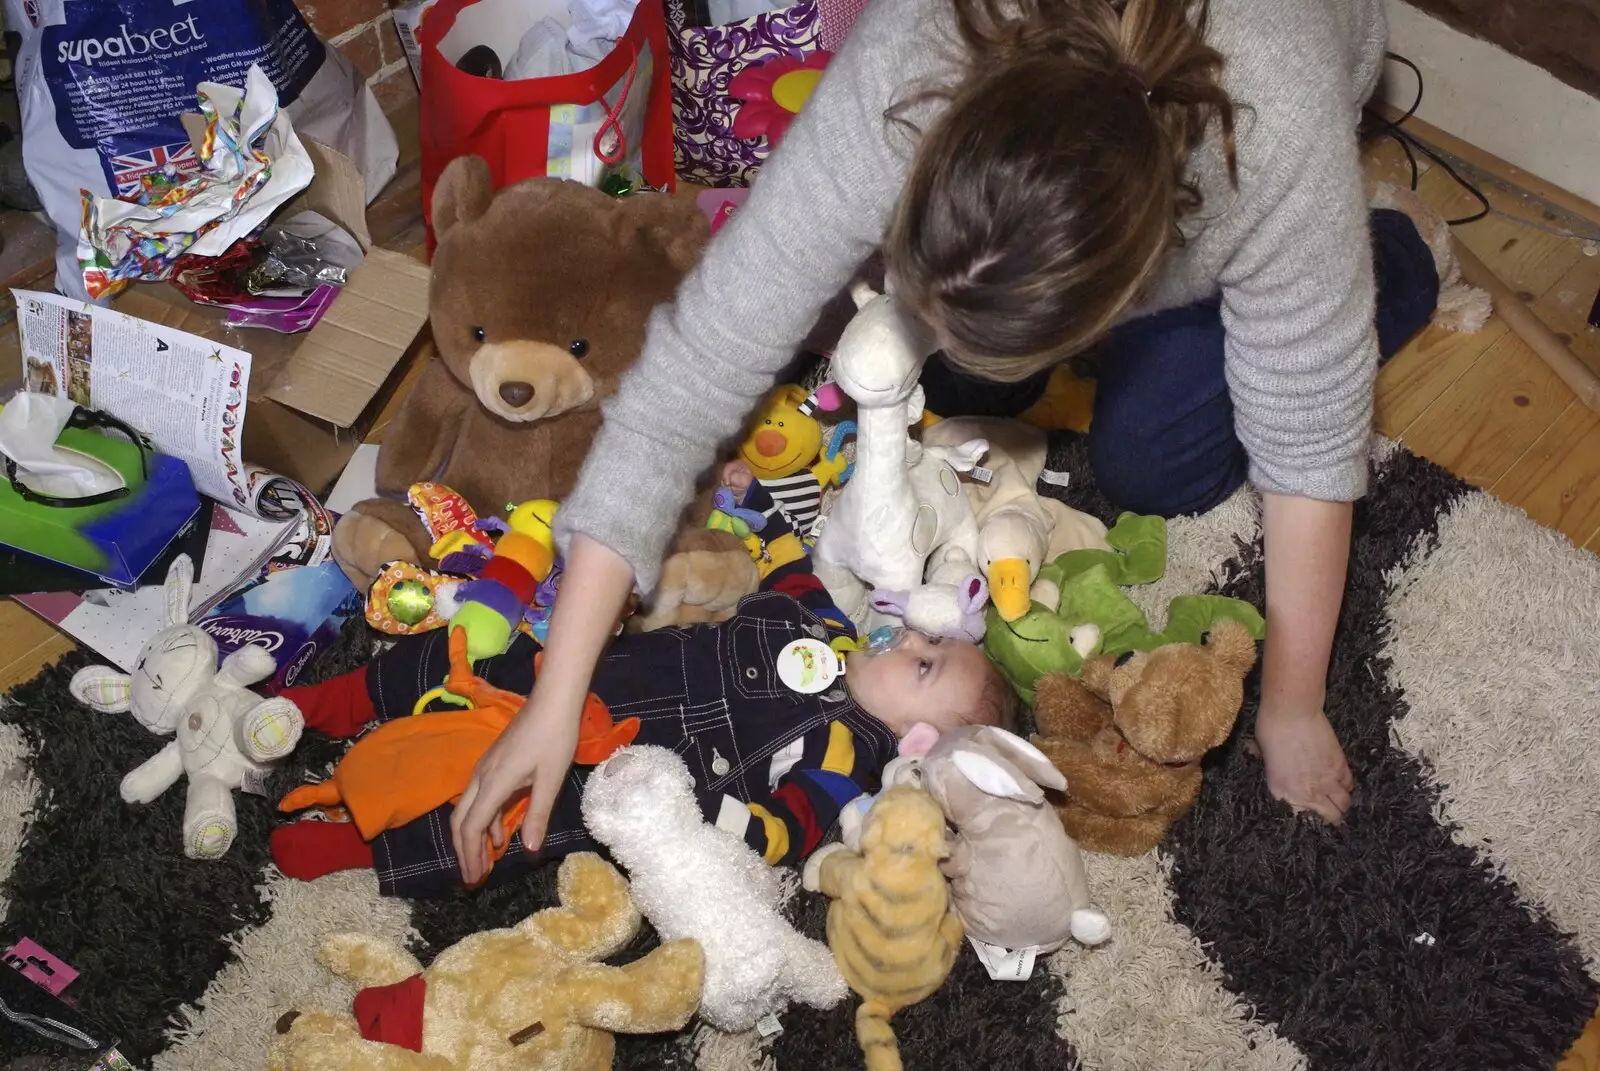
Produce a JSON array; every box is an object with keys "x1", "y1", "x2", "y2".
[{"x1": 267, "y1": 853, "x2": 704, "y2": 1071}]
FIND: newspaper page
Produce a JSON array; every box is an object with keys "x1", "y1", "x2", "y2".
[
  {"x1": 14, "y1": 288, "x2": 254, "y2": 509},
  {"x1": 10, "y1": 289, "x2": 336, "y2": 563}
]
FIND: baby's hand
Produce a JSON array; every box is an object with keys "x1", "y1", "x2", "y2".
[
  {"x1": 802, "y1": 842, "x2": 849, "y2": 893},
  {"x1": 720, "y1": 459, "x2": 754, "y2": 500}
]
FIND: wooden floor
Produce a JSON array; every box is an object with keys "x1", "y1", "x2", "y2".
[
  {"x1": 1363, "y1": 140, "x2": 1600, "y2": 551},
  {"x1": 1, "y1": 124, "x2": 1599, "y2": 1063}
]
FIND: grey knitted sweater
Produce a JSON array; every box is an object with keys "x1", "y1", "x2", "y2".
[{"x1": 557, "y1": 0, "x2": 1389, "y2": 593}]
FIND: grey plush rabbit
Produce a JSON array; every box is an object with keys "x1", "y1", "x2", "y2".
[
  {"x1": 69, "y1": 555, "x2": 304, "y2": 859},
  {"x1": 844, "y1": 724, "x2": 1111, "y2": 953}
]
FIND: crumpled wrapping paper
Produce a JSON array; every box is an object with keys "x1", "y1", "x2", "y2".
[{"x1": 77, "y1": 63, "x2": 315, "y2": 300}]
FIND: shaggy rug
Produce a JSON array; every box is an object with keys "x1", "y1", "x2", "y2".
[{"x1": 2, "y1": 435, "x2": 1597, "y2": 1071}]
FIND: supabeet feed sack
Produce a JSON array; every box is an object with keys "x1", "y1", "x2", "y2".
[{"x1": 5, "y1": 0, "x2": 398, "y2": 301}]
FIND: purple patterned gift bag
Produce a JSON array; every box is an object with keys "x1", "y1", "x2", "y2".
[{"x1": 666, "y1": 0, "x2": 822, "y2": 186}]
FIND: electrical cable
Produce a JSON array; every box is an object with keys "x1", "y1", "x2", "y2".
[{"x1": 1362, "y1": 52, "x2": 1492, "y2": 225}]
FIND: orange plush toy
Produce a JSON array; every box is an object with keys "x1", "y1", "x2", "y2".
[{"x1": 278, "y1": 629, "x2": 638, "y2": 863}]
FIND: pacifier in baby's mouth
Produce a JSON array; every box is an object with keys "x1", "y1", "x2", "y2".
[{"x1": 862, "y1": 626, "x2": 908, "y2": 655}]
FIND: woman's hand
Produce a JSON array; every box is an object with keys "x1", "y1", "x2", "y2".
[
  {"x1": 450, "y1": 533, "x2": 635, "y2": 886},
  {"x1": 451, "y1": 684, "x2": 582, "y2": 886}
]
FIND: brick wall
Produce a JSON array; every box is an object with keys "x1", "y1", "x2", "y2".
[
  {"x1": 1401, "y1": 0, "x2": 1600, "y2": 100},
  {"x1": 297, "y1": 0, "x2": 418, "y2": 115}
]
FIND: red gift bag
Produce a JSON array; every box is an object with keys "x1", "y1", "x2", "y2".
[{"x1": 418, "y1": 0, "x2": 677, "y2": 247}]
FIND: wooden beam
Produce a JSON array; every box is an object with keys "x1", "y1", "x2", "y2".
[{"x1": 1454, "y1": 237, "x2": 1600, "y2": 413}]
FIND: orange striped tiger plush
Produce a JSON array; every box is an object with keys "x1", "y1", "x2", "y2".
[{"x1": 802, "y1": 786, "x2": 962, "y2": 1071}]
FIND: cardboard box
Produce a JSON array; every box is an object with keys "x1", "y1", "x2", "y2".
[{"x1": 113, "y1": 130, "x2": 431, "y2": 495}]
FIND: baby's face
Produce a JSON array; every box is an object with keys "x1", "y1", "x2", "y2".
[{"x1": 845, "y1": 629, "x2": 994, "y2": 736}]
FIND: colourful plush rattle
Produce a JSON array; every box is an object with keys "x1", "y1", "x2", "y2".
[{"x1": 366, "y1": 485, "x2": 565, "y2": 658}]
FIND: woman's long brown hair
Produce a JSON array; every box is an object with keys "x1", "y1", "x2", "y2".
[{"x1": 887, "y1": 0, "x2": 1239, "y2": 381}]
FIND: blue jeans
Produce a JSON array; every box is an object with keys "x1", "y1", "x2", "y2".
[
  {"x1": 918, "y1": 209, "x2": 1440, "y2": 517},
  {"x1": 1087, "y1": 208, "x2": 1439, "y2": 516}
]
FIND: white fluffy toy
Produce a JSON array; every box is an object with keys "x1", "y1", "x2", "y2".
[
  {"x1": 581, "y1": 744, "x2": 846, "y2": 1031},
  {"x1": 69, "y1": 555, "x2": 305, "y2": 860}
]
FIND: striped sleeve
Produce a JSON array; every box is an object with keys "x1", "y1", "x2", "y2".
[
  {"x1": 739, "y1": 481, "x2": 855, "y2": 640},
  {"x1": 713, "y1": 720, "x2": 881, "y2": 866}
]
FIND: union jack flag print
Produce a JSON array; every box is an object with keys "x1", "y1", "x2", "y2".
[{"x1": 109, "y1": 141, "x2": 199, "y2": 197}]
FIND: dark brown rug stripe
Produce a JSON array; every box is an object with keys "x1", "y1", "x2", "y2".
[
  {"x1": 0, "y1": 622, "x2": 368, "y2": 1064},
  {"x1": 1161, "y1": 446, "x2": 1598, "y2": 1070}
]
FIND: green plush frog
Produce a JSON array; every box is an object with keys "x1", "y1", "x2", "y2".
[{"x1": 982, "y1": 513, "x2": 1265, "y2": 703}]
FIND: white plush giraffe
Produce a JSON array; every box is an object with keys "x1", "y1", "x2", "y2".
[{"x1": 812, "y1": 283, "x2": 989, "y2": 633}]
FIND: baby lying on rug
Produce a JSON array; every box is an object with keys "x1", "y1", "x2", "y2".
[{"x1": 271, "y1": 465, "x2": 1016, "y2": 897}]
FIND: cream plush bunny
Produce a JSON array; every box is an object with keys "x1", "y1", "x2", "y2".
[
  {"x1": 851, "y1": 725, "x2": 1112, "y2": 954},
  {"x1": 812, "y1": 283, "x2": 989, "y2": 634},
  {"x1": 69, "y1": 555, "x2": 305, "y2": 860}
]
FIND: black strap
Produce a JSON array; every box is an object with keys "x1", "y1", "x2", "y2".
[{"x1": 5, "y1": 406, "x2": 152, "y2": 508}]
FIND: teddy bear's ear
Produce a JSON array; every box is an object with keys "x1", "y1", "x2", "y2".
[
  {"x1": 164, "y1": 554, "x2": 194, "y2": 626},
  {"x1": 1203, "y1": 619, "x2": 1259, "y2": 678},
  {"x1": 612, "y1": 193, "x2": 709, "y2": 276},
  {"x1": 432, "y1": 155, "x2": 495, "y2": 240},
  {"x1": 70, "y1": 665, "x2": 133, "y2": 714},
  {"x1": 1080, "y1": 654, "x2": 1117, "y2": 696}
]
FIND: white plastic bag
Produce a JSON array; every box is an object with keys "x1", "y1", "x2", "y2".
[{"x1": 4, "y1": 0, "x2": 400, "y2": 302}]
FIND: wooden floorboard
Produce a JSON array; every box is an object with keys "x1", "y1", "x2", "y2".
[
  {"x1": 1492, "y1": 401, "x2": 1600, "y2": 540},
  {"x1": 1374, "y1": 317, "x2": 1510, "y2": 438},
  {"x1": 1562, "y1": 1012, "x2": 1600, "y2": 1071},
  {"x1": 1402, "y1": 330, "x2": 1575, "y2": 490},
  {"x1": 1365, "y1": 134, "x2": 1600, "y2": 547},
  {"x1": 1530, "y1": 253, "x2": 1600, "y2": 378}
]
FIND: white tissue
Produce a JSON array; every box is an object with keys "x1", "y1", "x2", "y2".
[
  {"x1": 501, "y1": 0, "x2": 640, "y2": 79},
  {"x1": 0, "y1": 393, "x2": 125, "y2": 499}
]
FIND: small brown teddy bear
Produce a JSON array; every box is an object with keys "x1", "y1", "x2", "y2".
[
  {"x1": 333, "y1": 156, "x2": 753, "y2": 624},
  {"x1": 1030, "y1": 619, "x2": 1258, "y2": 856},
  {"x1": 268, "y1": 852, "x2": 705, "y2": 1071}
]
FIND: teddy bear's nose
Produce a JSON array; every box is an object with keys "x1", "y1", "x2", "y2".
[
  {"x1": 499, "y1": 381, "x2": 535, "y2": 408},
  {"x1": 753, "y1": 429, "x2": 787, "y2": 457}
]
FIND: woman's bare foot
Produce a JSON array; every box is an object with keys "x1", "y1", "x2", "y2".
[{"x1": 1256, "y1": 704, "x2": 1354, "y2": 823}]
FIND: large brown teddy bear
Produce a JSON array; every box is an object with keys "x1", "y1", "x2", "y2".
[
  {"x1": 1030, "y1": 619, "x2": 1258, "y2": 856},
  {"x1": 333, "y1": 157, "x2": 754, "y2": 625},
  {"x1": 267, "y1": 853, "x2": 704, "y2": 1071}
]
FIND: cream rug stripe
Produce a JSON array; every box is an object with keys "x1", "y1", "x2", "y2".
[
  {"x1": 0, "y1": 719, "x2": 40, "y2": 922},
  {"x1": 1052, "y1": 852, "x2": 1308, "y2": 1071},
  {"x1": 154, "y1": 869, "x2": 416, "y2": 1071},
  {"x1": 1054, "y1": 484, "x2": 1307, "y2": 1071},
  {"x1": 1383, "y1": 489, "x2": 1600, "y2": 969}
]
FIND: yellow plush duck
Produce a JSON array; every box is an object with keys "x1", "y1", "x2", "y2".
[{"x1": 921, "y1": 417, "x2": 1110, "y2": 621}]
